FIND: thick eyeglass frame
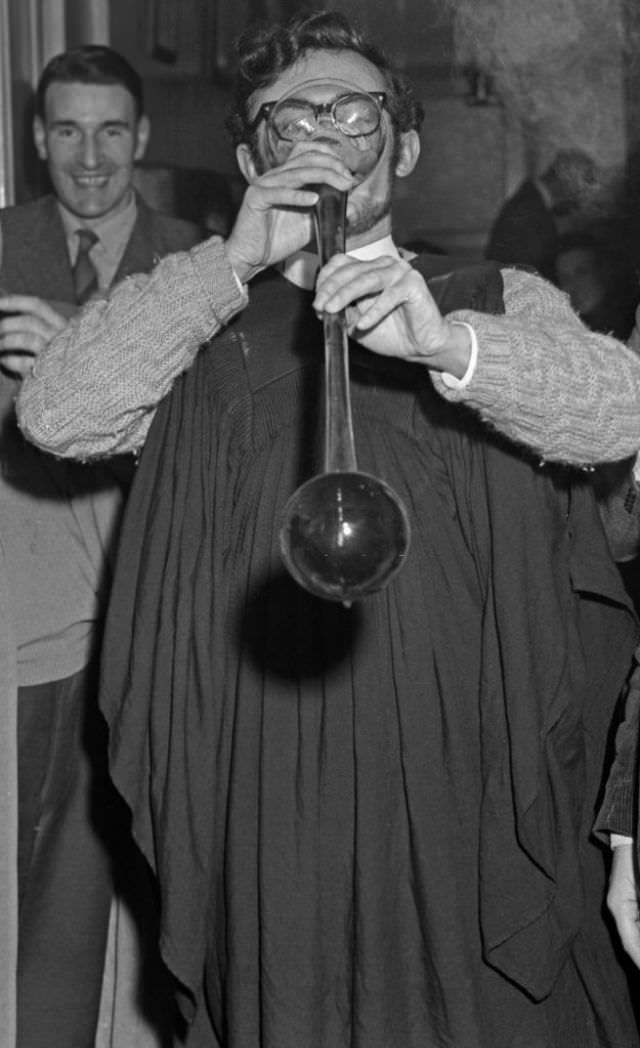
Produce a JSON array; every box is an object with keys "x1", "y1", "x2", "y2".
[{"x1": 247, "y1": 90, "x2": 388, "y2": 142}]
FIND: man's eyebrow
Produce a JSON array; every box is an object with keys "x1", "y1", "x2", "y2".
[{"x1": 48, "y1": 118, "x2": 132, "y2": 129}]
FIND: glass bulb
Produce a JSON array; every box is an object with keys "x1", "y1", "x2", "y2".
[{"x1": 280, "y1": 471, "x2": 410, "y2": 603}]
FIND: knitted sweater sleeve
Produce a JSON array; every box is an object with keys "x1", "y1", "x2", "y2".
[
  {"x1": 431, "y1": 267, "x2": 640, "y2": 466},
  {"x1": 17, "y1": 236, "x2": 247, "y2": 459},
  {"x1": 19, "y1": 256, "x2": 640, "y2": 466}
]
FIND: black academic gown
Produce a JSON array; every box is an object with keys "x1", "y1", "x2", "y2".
[{"x1": 100, "y1": 258, "x2": 639, "y2": 1048}]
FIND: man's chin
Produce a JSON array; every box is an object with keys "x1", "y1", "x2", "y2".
[
  {"x1": 346, "y1": 201, "x2": 391, "y2": 240},
  {"x1": 63, "y1": 196, "x2": 109, "y2": 219}
]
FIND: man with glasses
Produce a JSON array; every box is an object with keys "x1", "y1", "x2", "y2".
[
  {"x1": 248, "y1": 89, "x2": 387, "y2": 140},
  {"x1": 16, "y1": 11, "x2": 640, "y2": 1047}
]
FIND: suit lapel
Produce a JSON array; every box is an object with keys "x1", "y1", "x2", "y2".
[
  {"x1": 113, "y1": 196, "x2": 159, "y2": 283},
  {"x1": 15, "y1": 197, "x2": 76, "y2": 303}
]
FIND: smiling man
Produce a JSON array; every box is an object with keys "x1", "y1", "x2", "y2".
[
  {"x1": 34, "y1": 60, "x2": 149, "y2": 224},
  {"x1": 0, "y1": 45, "x2": 204, "y2": 1048},
  {"x1": 15, "y1": 14, "x2": 640, "y2": 1048}
]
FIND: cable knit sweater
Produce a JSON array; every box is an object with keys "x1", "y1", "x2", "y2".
[{"x1": 17, "y1": 236, "x2": 640, "y2": 467}]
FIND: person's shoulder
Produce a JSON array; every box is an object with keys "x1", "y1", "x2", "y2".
[
  {"x1": 489, "y1": 180, "x2": 545, "y2": 231},
  {"x1": 137, "y1": 199, "x2": 205, "y2": 251},
  {"x1": 0, "y1": 194, "x2": 57, "y2": 229},
  {"x1": 509, "y1": 178, "x2": 540, "y2": 201},
  {"x1": 150, "y1": 210, "x2": 205, "y2": 247},
  {"x1": 411, "y1": 251, "x2": 502, "y2": 281}
]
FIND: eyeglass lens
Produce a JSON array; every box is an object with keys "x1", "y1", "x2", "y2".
[{"x1": 272, "y1": 95, "x2": 381, "y2": 141}]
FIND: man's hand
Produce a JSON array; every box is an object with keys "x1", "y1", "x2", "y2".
[
  {"x1": 226, "y1": 142, "x2": 355, "y2": 284},
  {"x1": 0, "y1": 295, "x2": 69, "y2": 378},
  {"x1": 607, "y1": 842, "x2": 640, "y2": 968},
  {"x1": 313, "y1": 254, "x2": 472, "y2": 378}
]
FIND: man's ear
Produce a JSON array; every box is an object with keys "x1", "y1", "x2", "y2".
[
  {"x1": 33, "y1": 116, "x2": 48, "y2": 161},
  {"x1": 236, "y1": 143, "x2": 259, "y2": 184},
  {"x1": 394, "y1": 129, "x2": 420, "y2": 179},
  {"x1": 134, "y1": 115, "x2": 151, "y2": 161}
]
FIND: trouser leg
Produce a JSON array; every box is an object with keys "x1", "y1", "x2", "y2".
[{"x1": 17, "y1": 664, "x2": 115, "y2": 1048}]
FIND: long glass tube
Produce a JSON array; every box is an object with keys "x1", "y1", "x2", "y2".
[{"x1": 279, "y1": 185, "x2": 411, "y2": 603}]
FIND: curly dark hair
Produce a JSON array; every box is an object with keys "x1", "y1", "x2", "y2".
[{"x1": 226, "y1": 10, "x2": 424, "y2": 150}]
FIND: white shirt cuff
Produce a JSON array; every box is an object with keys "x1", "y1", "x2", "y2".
[
  {"x1": 610, "y1": 833, "x2": 634, "y2": 848},
  {"x1": 633, "y1": 454, "x2": 640, "y2": 486},
  {"x1": 439, "y1": 321, "x2": 478, "y2": 389}
]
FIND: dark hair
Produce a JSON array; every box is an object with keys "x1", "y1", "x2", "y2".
[
  {"x1": 226, "y1": 10, "x2": 424, "y2": 149},
  {"x1": 35, "y1": 45, "x2": 144, "y2": 121}
]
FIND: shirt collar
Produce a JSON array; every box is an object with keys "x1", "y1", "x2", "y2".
[
  {"x1": 58, "y1": 191, "x2": 138, "y2": 265},
  {"x1": 282, "y1": 233, "x2": 400, "y2": 290}
]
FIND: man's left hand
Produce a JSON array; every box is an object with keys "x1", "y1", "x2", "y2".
[
  {"x1": 313, "y1": 254, "x2": 471, "y2": 378},
  {"x1": 0, "y1": 295, "x2": 69, "y2": 378}
]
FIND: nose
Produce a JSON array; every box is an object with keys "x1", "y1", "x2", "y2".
[
  {"x1": 313, "y1": 103, "x2": 346, "y2": 140},
  {"x1": 309, "y1": 112, "x2": 342, "y2": 143},
  {"x1": 79, "y1": 133, "x2": 101, "y2": 169},
  {"x1": 315, "y1": 108, "x2": 335, "y2": 130}
]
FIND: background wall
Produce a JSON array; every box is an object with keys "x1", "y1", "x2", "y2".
[
  {"x1": 2, "y1": 0, "x2": 639, "y2": 259},
  {"x1": 106, "y1": 0, "x2": 631, "y2": 254},
  {"x1": 105, "y1": 0, "x2": 521, "y2": 250}
]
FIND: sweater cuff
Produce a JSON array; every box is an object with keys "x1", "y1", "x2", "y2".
[
  {"x1": 189, "y1": 237, "x2": 248, "y2": 334},
  {"x1": 430, "y1": 308, "x2": 518, "y2": 410}
]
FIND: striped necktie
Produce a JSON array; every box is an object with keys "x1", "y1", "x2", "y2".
[{"x1": 73, "y1": 228, "x2": 99, "y2": 304}]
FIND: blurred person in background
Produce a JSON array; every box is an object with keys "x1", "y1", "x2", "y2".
[
  {"x1": 486, "y1": 148, "x2": 598, "y2": 278},
  {"x1": 552, "y1": 230, "x2": 638, "y2": 341}
]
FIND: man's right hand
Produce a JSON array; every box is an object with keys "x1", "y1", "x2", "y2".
[
  {"x1": 607, "y1": 842, "x2": 640, "y2": 968},
  {"x1": 226, "y1": 142, "x2": 355, "y2": 285},
  {"x1": 0, "y1": 295, "x2": 69, "y2": 378}
]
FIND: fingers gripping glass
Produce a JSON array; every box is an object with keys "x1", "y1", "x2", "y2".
[{"x1": 248, "y1": 91, "x2": 387, "y2": 143}]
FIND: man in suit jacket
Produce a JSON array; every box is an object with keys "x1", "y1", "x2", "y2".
[{"x1": 0, "y1": 45, "x2": 203, "y2": 1047}]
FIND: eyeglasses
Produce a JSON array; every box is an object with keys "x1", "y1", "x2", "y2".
[{"x1": 247, "y1": 91, "x2": 388, "y2": 143}]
